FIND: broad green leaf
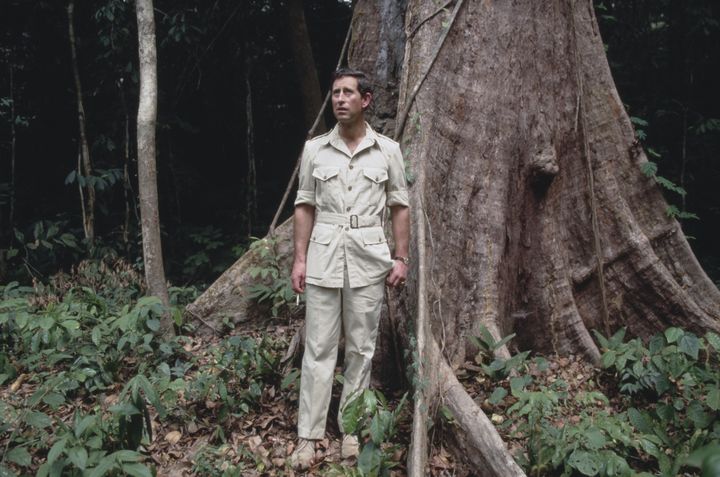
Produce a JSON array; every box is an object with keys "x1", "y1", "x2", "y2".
[
  {"x1": 60, "y1": 320, "x2": 80, "y2": 331},
  {"x1": 66, "y1": 447, "x2": 88, "y2": 470},
  {"x1": 38, "y1": 315, "x2": 55, "y2": 330},
  {"x1": 369, "y1": 413, "x2": 386, "y2": 444},
  {"x1": 584, "y1": 428, "x2": 606, "y2": 450},
  {"x1": 639, "y1": 437, "x2": 661, "y2": 458},
  {"x1": 687, "y1": 401, "x2": 711, "y2": 429},
  {"x1": 628, "y1": 408, "x2": 653, "y2": 433},
  {"x1": 664, "y1": 327, "x2": 684, "y2": 343},
  {"x1": 488, "y1": 387, "x2": 507, "y2": 405},
  {"x1": 6, "y1": 446, "x2": 32, "y2": 467},
  {"x1": 145, "y1": 318, "x2": 160, "y2": 332},
  {"x1": 707, "y1": 388, "x2": 720, "y2": 411},
  {"x1": 120, "y1": 463, "x2": 153, "y2": 477},
  {"x1": 601, "y1": 350, "x2": 616, "y2": 368},
  {"x1": 87, "y1": 456, "x2": 116, "y2": 477},
  {"x1": 567, "y1": 450, "x2": 600, "y2": 476},
  {"x1": 357, "y1": 441, "x2": 382, "y2": 475},
  {"x1": 25, "y1": 411, "x2": 53, "y2": 429},
  {"x1": 47, "y1": 438, "x2": 68, "y2": 466},
  {"x1": 704, "y1": 332, "x2": 720, "y2": 353},
  {"x1": 43, "y1": 392, "x2": 66, "y2": 409},
  {"x1": 678, "y1": 333, "x2": 700, "y2": 360},
  {"x1": 91, "y1": 327, "x2": 102, "y2": 346},
  {"x1": 74, "y1": 415, "x2": 96, "y2": 438}
]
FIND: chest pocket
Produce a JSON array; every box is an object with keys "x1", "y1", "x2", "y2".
[
  {"x1": 312, "y1": 167, "x2": 340, "y2": 205},
  {"x1": 357, "y1": 167, "x2": 388, "y2": 205}
]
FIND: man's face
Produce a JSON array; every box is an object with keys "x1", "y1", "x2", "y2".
[{"x1": 331, "y1": 76, "x2": 371, "y2": 125}]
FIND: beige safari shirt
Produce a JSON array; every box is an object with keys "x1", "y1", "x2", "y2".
[{"x1": 294, "y1": 123, "x2": 409, "y2": 288}]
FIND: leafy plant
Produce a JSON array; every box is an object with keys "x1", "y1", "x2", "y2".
[
  {"x1": 334, "y1": 389, "x2": 407, "y2": 477},
  {"x1": 469, "y1": 325, "x2": 530, "y2": 378},
  {"x1": 247, "y1": 236, "x2": 300, "y2": 318},
  {"x1": 595, "y1": 327, "x2": 720, "y2": 475}
]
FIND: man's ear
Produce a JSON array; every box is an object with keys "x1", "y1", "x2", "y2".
[{"x1": 361, "y1": 92, "x2": 373, "y2": 110}]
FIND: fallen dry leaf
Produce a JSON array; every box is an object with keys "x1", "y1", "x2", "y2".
[
  {"x1": 165, "y1": 430, "x2": 182, "y2": 445},
  {"x1": 10, "y1": 373, "x2": 27, "y2": 393}
]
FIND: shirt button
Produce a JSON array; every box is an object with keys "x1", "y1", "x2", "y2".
[
  {"x1": 346, "y1": 207, "x2": 351, "y2": 212},
  {"x1": 348, "y1": 186, "x2": 352, "y2": 191},
  {"x1": 344, "y1": 226, "x2": 349, "y2": 231},
  {"x1": 349, "y1": 165, "x2": 354, "y2": 170}
]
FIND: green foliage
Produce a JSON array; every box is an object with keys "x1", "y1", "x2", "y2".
[
  {"x1": 0, "y1": 260, "x2": 290, "y2": 475},
  {"x1": 329, "y1": 389, "x2": 407, "y2": 477},
  {"x1": 595, "y1": 327, "x2": 720, "y2": 475},
  {"x1": 247, "y1": 236, "x2": 300, "y2": 318},
  {"x1": 478, "y1": 327, "x2": 720, "y2": 477},
  {"x1": 633, "y1": 115, "x2": 699, "y2": 223},
  {"x1": 469, "y1": 325, "x2": 530, "y2": 379}
]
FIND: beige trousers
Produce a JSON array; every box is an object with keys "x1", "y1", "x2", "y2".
[{"x1": 297, "y1": 270, "x2": 385, "y2": 439}]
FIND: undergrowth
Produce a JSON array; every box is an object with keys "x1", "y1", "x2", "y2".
[
  {"x1": 0, "y1": 257, "x2": 291, "y2": 476},
  {"x1": 471, "y1": 326, "x2": 720, "y2": 477}
]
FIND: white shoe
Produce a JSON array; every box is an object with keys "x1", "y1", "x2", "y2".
[
  {"x1": 341, "y1": 434, "x2": 360, "y2": 459},
  {"x1": 290, "y1": 439, "x2": 315, "y2": 470}
]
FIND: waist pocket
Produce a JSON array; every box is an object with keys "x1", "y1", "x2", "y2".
[{"x1": 306, "y1": 224, "x2": 337, "y2": 279}]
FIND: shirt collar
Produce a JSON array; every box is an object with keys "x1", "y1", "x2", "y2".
[{"x1": 324, "y1": 122, "x2": 378, "y2": 152}]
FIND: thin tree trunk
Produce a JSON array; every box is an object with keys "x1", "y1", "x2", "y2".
[
  {"x1": 119, "y1": 81, "x2": 132, "y2": 249},
  {"x1": 287, "y1": 0, "x2": 326, "y2": 134},
  {"x1": 245, "y1": 56, "x2": 257, "y2": 235},
  {"x1": 136, "y1": 0, "x2": 172, "y2": 334},
  {"x1": 9, "y1": 64, "x2": 16, "y2": 245},
  {"x1": 67, "y1": 0, "x2": 95, "y2": 244}
]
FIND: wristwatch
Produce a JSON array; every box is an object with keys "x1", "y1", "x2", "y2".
[{"x1": 393, "y1": 256, "x2": 410, "y2": 265}]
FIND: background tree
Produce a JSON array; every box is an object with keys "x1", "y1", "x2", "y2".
[
  {"x1": 135, "y1": 0, "x2": 172, "y2": 334},
  {"x1": 67, "y1": 0, "x2": 96, "y2": 244}
]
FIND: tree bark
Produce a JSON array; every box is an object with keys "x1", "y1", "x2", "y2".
[
  {"x1": 287, "y1": 0, "x2": 326, "y2": 134},
  {"x1": 190, "y1": 0, "x2": 720, "y2": 474},
  {"x1": 67, "y1": 0, "x2": 95, "y2": 244},
  {"x1": 136, "y1": 0, "x2": 172, "y2": 334}
]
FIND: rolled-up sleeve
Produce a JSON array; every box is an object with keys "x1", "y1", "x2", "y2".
[
  {"x1": 386, "y1": 142, "x2": 409, "y2": 207},
  {"x1": 294, "y1": 143, "x2": 316, "y2": 207}
]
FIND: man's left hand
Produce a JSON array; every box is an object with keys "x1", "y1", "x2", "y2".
[{"x1": 386, "y1": 260, "x2": 408, "y2": 288}]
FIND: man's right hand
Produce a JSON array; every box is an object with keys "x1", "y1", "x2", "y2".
[{"x1": 291, "y1": 261, "x2": 307, "y2": 293}]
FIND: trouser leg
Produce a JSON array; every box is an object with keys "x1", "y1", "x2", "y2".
[
  {"x1": 298, "y1": 283, "x2": 342, "y2": 439},
  {"x1": 337, "y1": 278, "x2": 385, "y2": 432}
]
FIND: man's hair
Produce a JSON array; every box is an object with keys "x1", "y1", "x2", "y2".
[{"x1": 331, "y1": 68, "x2": 373, "y2": 97}]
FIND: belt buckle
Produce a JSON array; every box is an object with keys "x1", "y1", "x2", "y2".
[{"x1": 350, "y1": 215, "x2": 359, "y2": 229}]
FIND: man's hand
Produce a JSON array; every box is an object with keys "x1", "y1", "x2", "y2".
[
  {"x1": 291, "y1": 261, "x2": 307, "y2": 293},
  {"x1": 386, "y1": 259, "x2": 408, "y2": 288}
]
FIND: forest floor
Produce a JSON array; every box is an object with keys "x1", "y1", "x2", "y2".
[
  {"x1": 2, "y1": 265, "x2": 714, "y2": 477},
  {"x1": 0, "y1": 314, "x2": 603, "y2": 476}
]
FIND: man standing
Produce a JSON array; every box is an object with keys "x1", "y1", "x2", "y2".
[{"x1": 290, "y1": 68, "x2": 410, "y2": 469}]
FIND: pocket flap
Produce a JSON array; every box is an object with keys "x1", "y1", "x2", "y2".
[
  {"x1": 360, "y1": 227, "x2": 387, "y2": 245},
  {"x1": 363, "y1": 168, "x2": 389, "y2": 184},
  {"x1": 312, "y1": 167, "x2": 340, "y2": 181},
  {"x1": 310, "y1": 224, "x2": 335, "y2": 245}
]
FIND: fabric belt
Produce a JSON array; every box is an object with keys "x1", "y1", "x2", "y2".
[{"x1": 315, "y1": 212, "x2": 382, "y2": 229}]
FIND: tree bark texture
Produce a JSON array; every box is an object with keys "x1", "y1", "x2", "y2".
[
  {"x1": 135, "y1": 0, "x2": 172, "y2": 333},
  {"x1": 67, "y1": 0, "x2": 95, "y2": 244},
  {"x1": 348, "y1": 0, "x2": 407, "y2": 135},
  {"x1": 287, "y1": 0, "x2": 326, "y2": 134}
]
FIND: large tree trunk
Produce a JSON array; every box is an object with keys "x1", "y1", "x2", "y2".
[
  {"x1": 136, "y1": 0, "x2": 172, "y2": 334},
  {"x1": 189, "y1": 0, "x2": 720, "y2": 474}
]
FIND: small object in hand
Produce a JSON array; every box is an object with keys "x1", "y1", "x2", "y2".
[{"x1": 296, "y1": 294, "x2": 300, "y2": 306}]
